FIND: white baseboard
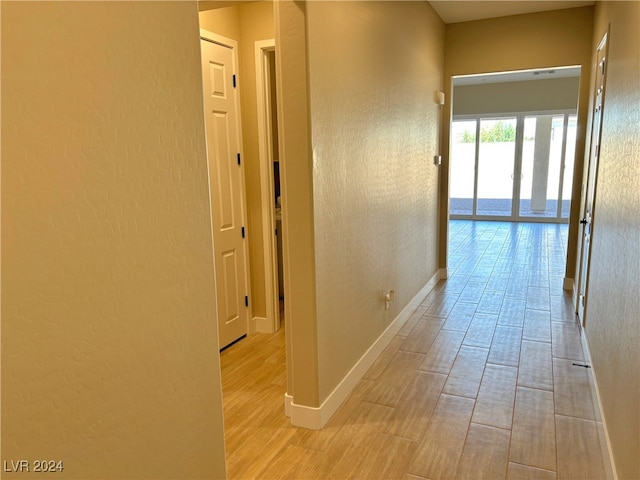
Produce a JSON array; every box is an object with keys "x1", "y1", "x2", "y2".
[
  {"x1": 286, "y1": 270, "x2": 442, "y2": 430},
  {"x1": 563, "y1": 277, "x2": 574, "y2": 292},
  {"x1": 252, "y1": 316, "x2": 273, "y2": 334},
  {"x1": 580, "y1": 331, "x2": 618, "y2": 480},
  {"x1": 283, "y1": 393, "x2": 293, "y2": 418},
  {"x1": 439, "y1": 267, "x2": 448, "y2": 280}
]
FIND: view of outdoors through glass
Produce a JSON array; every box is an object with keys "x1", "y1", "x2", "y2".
[{"x1": 449, "y1": 114, "x2": 577, "y2": 222}]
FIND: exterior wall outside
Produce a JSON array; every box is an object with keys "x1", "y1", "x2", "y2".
[
  {"x1": 441, "y1": 7, "x2": 595, "y2": 285},
  {"x1": 305, "y1": 1, "x2": 445, "y2": 401},
  {"x1": 1, "y1": 2, "x2": 226, "y2": 478},
  {"x1": 200, "y1": 2, "x2": 275, "y2": 320},
  {"x1": 584, "y1": 2, "x2": 640, "y2": 479}
]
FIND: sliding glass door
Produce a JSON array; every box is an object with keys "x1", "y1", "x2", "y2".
[
  {"x1": 477, "y1": 118, "x2": 517, "y2": 217},
  {"x1": 449, "y1": 113, "x2": 576, "y2": 223},
  {"x1": 518, "y1": 114, "x2": 576, "y2": 220},
  {"x1": 449, "y1": 120, "x2": 477, "y2": 216}
]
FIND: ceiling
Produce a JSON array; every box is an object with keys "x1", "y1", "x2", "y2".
[
  {"x1": 430, "y1": 0, "x2": 594, "y2": 24},
  {"x1": 199, "y1": 1, "x2": 595, "y2": 21}
]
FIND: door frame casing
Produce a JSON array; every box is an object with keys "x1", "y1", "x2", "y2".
[
  {"x1": 200, "y1": 28, "x2": 253, "y2": 344},
  {"x1": 254, "y1": 39, "x2": 280, "y2": 333},
  {"x1": 575, "y1": 29, "x2": 609, "y2": 325}
]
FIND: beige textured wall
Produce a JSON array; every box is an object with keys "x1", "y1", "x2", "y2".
[
  {"x1": 442, "y1": 7, "x2": 594, "y2": 285},
  {"x1": 199, "y1": 4, "x2": 240, "y2": 39},
  {"x1": 1, "y1": 2, "x2": 226, "y2": 478},
  {"x1": 238, "y1": 2, "x2": 275, "y2": 319},
  {"x1": 306, "y1": 1, "x2": 445, "y2": 400},
  {"x1": 453, "y1": 77, "x2": 581, "y2": 116},
  {"x1": 200, "y1": 2, "x2": 274, "y2": 320},
  {"x1": 585, "y1": 2, "x2": 640, "y2": 479}
]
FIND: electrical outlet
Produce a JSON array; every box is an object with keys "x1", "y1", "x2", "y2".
[{"x1": 384, "y1": 290, "x2": 395, "y2": 310}]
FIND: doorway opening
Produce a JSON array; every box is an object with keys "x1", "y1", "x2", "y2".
[
  {"x1": 198, "y1": 3, "x2": 291, "y2": 474},
  {"x1": 255, "y1": 40, "x2": 285, "y2": 333},
  {"x1": 449, "y1": 66, "x2": 581, "y2": 224},
  {"x1": 199, "y1": 2, "x2": 284, "y2": 342}
]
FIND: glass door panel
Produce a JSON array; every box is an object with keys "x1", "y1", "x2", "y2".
[
  {"x1": 519, "y1": 115, "x2": 564, "y2": 218},
  {"x1": 449, "y1": 113, "x2": 576, "y2": 223},
  {"x1": 518, "y1": 114, "x2": 574, "y2": 221},
  {"x1": 561, "y1": 115, "x2": 577, "y2": 219},
  {"x1": 449, "y1": 120, "x2": 477, "y2": 216},
  {"x1": 519, "y1": 116, "x2": 537, "y2": 215},
  {"x1": 476, "y1": 118, "x2": 517, "y2": 217}
]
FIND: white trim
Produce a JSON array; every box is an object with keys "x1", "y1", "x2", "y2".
[
  {"x1": 563, "y1": 277, "x2": 574, "y2": 292},
  {"x1": 580, "y1": 331, "x2": 618, "y2": 480},
  {"x1": 452, "y1": 108, "x2": 578, "y2": 121},
  {"x1": 255, "y1": 39, "x2": 280, "y2": 334},
  {"x1": 289, "y1": 402, "x2": 323, "y2": 430},
  {"x1": 438, "y1": 268, "x2": 448, "y2": 280},
  {"x1": 252, "y1": 316, "x2": 273, "y2": 334},
  {"x1": 200, "y1": 29, "x2": 236, "y2": 49},
  {"x1": 287, "y1": 271, "x2": 442, "y2": 430},
  {"x1": 283, "y1": 393, "x2": 293, "y2": 418}
]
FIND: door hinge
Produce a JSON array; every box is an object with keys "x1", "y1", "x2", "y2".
[
  {"x1": 233, "y1": 74, "x2": 237, "y2": 88},
  {"x1": 237, "y1": 153, "x2": 241, "y2": 166},
  {"x1": 241, "y1": 226, "x2": 245, "y2": 238},
  {"x1": 244, "y1": 295, "x2": 249, "y2": 307}
]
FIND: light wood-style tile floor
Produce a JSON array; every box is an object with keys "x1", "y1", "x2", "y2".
[{"x1": 220, "y1": 221, "x2": 608, "y2": 479}]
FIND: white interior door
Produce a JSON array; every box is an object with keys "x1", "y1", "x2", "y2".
[
  {"x1": 201, "y1": 33, "x2": 250, "y2": 349},
  {"x1": 577, "y1": 31, "x2": 608, "y2": 324}
]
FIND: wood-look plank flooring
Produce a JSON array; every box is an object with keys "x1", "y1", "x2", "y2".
[{"x1": 220, "y1": 221, "x2": 607, "y2": 479}]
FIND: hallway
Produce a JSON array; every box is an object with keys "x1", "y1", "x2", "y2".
[{"x1": 221, "y1": 221, "x2": 608, "y2": 479}]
